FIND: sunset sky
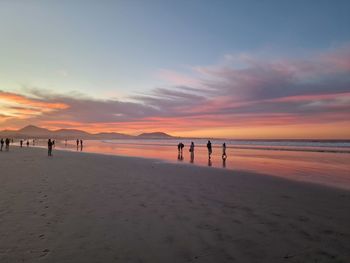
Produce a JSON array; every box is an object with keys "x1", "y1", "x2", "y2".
[{"x1": 1, "y1": 1, "x2": 350, "y2": 139}]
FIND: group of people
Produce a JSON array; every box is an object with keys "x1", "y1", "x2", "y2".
[
  {"x1": 19, "y1": 139, "x2": 37, "y2": 147},
  {"x1": 76, "y1": 139, "x2": 83, "y2": 151},
  {"x1": 177, "y1": 140, "x2": 227, "y2": 162},
  {"x1": 0, "y1": 138, "x2": 11, "y2": 151}
]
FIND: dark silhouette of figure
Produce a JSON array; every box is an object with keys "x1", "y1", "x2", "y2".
[
  {"x1": 76, "y1": 139, "x2": 79, "y2": 150},
  {"x1": 33, "y1": 139, "x2": 35, "y2": 146},
  {"x1": 26, "y1": 140, "x2": 29, "y2": 147},
  {"x1": 177, "y1": 142, "x2": 184, "y2": 159},
  {"x1": 5, "y1": 138, "x2": 10, "y2": 151},
  {"x1": 20, "y1": 140, "x2": 23, "y2": 147},
  {"x1": 180, "y1": 143, "x2": 184, "y2": 154},
  {"x1": 0, "y1": 138, "x2": 4, "y2": 151},
  {"x1": 222, "y1": 143, "x2": 227, "y2": 160},
  {"x1": 48, "y1": 139, "x2": 53, "y2": 156},
  {"x1": 207, "y1": 140, "x2": 212, "y2": 159},
  {"x1": 80, "y1": 140, "x2": 83, "y2": 151},
  {"x1": 189, "y1": 142, "x2": 195, "y2": 163}
]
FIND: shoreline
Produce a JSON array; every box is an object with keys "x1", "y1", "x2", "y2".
[{"x1": 29, "y1": 144, "x2": 350, "y2": 191}]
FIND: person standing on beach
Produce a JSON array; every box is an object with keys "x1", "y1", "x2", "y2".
[
  {"x1": 26, "y1": 140, "x2": 29, "y2": 147},
  {"x1": 20, "y1": 140, "x2": 23, "y2": 147},
  {"x1": 0, "y1": 138, "x2": 4, "y2": 151},
  {"x1": 76, "y1": 139, "x2": 79, "y2": 150},
  {"x1": 189, "y1": 142, "x2": 195, "y2": 163},
  {"x1": 48, "y1": 139, "x2": 53, "y2": 156},
  {"x1": 80, "y1": 139, "x2": 83, "y2": 151},
  {"x1": 5, "y1": 138, "x2": 10, "y2": 151},
  {"x1": 222, "y1": 143, "x2": 227, "y2": 160},
  {"x1": 207, "y1": 140, "x2": 212, "y2": 159}
]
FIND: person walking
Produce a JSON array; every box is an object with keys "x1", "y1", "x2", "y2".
[
  {"x1": 5, "y1": 138, "x2": 10, "y2": 151},
  {"x1": 48, "y1": 139, "x2": 53, "y2": 156},
  {"x1": 207, "y1": 140, "x2": 212, "y2": 159},
  {"x1": 26, "y1": 140, "x2": 29, "y2": 147},
  {"x1": 20, "y1": 140, "x2": 23, "y2": 147},
  {"x1": 222, "y1": 143, "x2": 227, "y2": 160},
  {"x1": 0, "y1": 138, "x2": 4, "y2": 151}
]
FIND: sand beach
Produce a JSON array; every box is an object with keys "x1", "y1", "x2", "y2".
[{"x1": 0, "y1": 146, "x2": 350, "y2": 263}]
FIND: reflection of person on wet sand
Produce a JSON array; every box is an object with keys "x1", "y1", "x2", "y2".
[
  {"x1": 207, "y1": 140, "x2": 212, "y2": 159},
  {"x1": 208, "y1": 158, "x2": 212, "y2": 167},
  {"x1": 222, "y1": 158, "x2": 226, "y2": 168}
]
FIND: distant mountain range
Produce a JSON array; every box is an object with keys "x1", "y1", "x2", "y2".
[{"x1": 0, "y1": 125, "x2": 175, "y2": 140}]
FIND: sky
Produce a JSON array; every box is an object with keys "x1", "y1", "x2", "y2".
[{"x1": 0, "y1": 0, "x2": 350, "y2": 139}]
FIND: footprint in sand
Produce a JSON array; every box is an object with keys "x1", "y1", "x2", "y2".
[{"x1": 39, "y1": 249, "x2": 50, "y2": 258}]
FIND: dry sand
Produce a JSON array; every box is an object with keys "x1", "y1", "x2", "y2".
[{"x1": 0, "y1": 146, "x2": 349, "y2": 263}]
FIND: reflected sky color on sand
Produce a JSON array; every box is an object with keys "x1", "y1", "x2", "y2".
[{"x1": 52, "y1": 140, "x2": 350, "y2": 190}]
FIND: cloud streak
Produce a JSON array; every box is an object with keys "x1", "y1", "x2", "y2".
[{"x1": 1, "y1": 45, "x2": 350, "y2": 138}]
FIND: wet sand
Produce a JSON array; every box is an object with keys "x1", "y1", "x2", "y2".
[{"x1": 0, "y1": 146, "x2": 350, "y2": 262}]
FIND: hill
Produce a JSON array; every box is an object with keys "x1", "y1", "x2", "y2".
[
  {"x1": 0, "y1": 125, "x2": 172, "y2": 140},
  {"x1": 137, "y1": 132, "x2": 173, "y2": 139}
]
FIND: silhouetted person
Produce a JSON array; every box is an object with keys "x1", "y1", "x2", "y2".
[
  {"x1": 48, "y1": 139, "x2": 53, "y2": 156},
  {"x1": 0, "y1": 138, "x2": 4, "y2": 151},
  {"x1": 189, "y1": 142, "x2": 195, "y2": 163},
  {"x1": 26, "y1": 140, "x2": 29, "y2": 147},
  {"x1": 180, "y1": 142, "x2": 184, "y2": 154},
  {"x1": 207, "y1": 140, "x2": 212, "y2": 159},
  {"x1": 33, "y1": 139, "x2": 35, "y2": 146},
  {"x1": 222, "y1": 143, "x2": 227, "y2": 160},
  {"x1": 76, "y1": 139, "x2": 79, "y2": 150},
  {"x1": 20, "y1": 140, "x2": 23, "y2": 147},
  {"x1": 177, "y1": 143, "x2": 181, "y2": 153},
  {"x1": 5, "y1": 138, "x2": 10, "y2": 151},
  {"x1": 80, "y1": 140, "x2": 83, "y2": 151}
]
